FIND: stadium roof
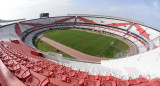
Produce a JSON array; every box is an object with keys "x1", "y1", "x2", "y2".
[{"x1": 0, "y1": 19, "x2": 25, "y2": 23}]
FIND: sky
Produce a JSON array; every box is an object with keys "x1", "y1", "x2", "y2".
[{"x1": 0, "y1": 0, "x2": 160, "y2": 29}]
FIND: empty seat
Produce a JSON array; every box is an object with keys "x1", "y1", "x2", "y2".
[
  {"x1": 101, "y1": 80, "x2": 116, "y2": 86},
  {"x1": 55, "y1": 65, "x2": 65, "y2": 71},
  {"x1": 49, "y1": 78, "x2": 74, "y2": 86},
  {"x1": 31, "y1": 66, "x2": 43, "y2": 72},
  {"x1": 99, "y1": 76, "x2": 110, "y2": 81},
  {"x1": 146, "y1": 78, "x2": 160, "y2": 86},
  {"x1": 5, "y1": 59, "x2": 14, "y2": 66},
  {"x1": 109, "y1": 75, "x2": 120, "y2": 81},
  {"x1": 20, "y1": 60, "x2": 27, "y2": 65},
  {"x1": 87, "y1": 75, "x2": 99, "y2": 80},
  {"x1": 67, "y1": 77, "x2": 84, "y2": 85},
  {"x1": 8, "y1": 63, "x2": 21, "y2": 72},
  {"x1": 40, "y1": 70, "x2": 54, "y2": 77},
  {"x1": 129, "y1": 77, "x2": 141, "y2": 85},
  {"x1": 138, "y1": 75, "x2": 148, "y2": 83},
  {"x1": 25, "y1": 71, "x2": 49, "y2": 86},
  {"x1": 47, "y1": 64, "x2": 56, "y2": 71},
  {"x1": 62, "y1": 67, "x2": 72, "y2": 75},
  {"x1": 15, "y1": 68, "x2": 31, "y2": 80},
  {"x1": 84, "y1": 79, "x2": 100, "y2": 86},
  {"x1": 51, "y1": 74, "x2": 67, "y2": 81},
  {"x1": 47, "y1": 83, "x2": 58, "y2": 86},
  {"x1": 26, "y1": 76, "x2": 40, "y2": 86},
  {"x1": 25, "y1": 62, "x2": 34, "y2": 68},
  {"x1": 154, "y1": 79, "x2": 160, "y2": 86},
  {"x1": 116, "y1": 80, "x2": 129, "y2": 86},
  {"x1": 67, "y1": 70, "x2": 78, "y2": 77},
  {"x1": 130, "y1": 82, "x2": 148, "y2": 86},
  {"x1": 54, "y1": 69, "x2": 65, "y2": 74},
  {"x1": 75, "y1": 70, "x2": 88, "y2": 79}
]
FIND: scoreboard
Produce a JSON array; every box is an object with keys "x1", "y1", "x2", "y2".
[{"x1": 40, "y1": 13, "x2": 49, "y2": 18}]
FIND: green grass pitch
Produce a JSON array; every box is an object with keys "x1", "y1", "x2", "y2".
[
  {"x1": 43, "y1": 29, "x2": 129, "y2": 58},
  {"x1": 35, "y1": 38, "x2": 75, "y2": 59}
]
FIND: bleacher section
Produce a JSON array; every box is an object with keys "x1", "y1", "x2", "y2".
[
  {"x1": 0, "y1": 14, "x2": 160, "y2": 86},
  {"x1": 0, "y1": 40, "x2": 160, "y2": 86}
]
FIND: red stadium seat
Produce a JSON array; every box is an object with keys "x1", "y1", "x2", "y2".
[
  {"x1": 101, "y1": 80, "x2": 116, "y2": 86},
  {"x1": 130, "y1": 82, "x2": 148, "y2": 86},
  {"x1": 30, "y1": 66, "x2": 43, "y2": 72},
  {"x1": 5, "y1": 59, "x2": 14, "y2": 66},
  {"x1": 109, "y1": 74, "x2": 120, "y2": 81},
  {"x1": 20, "y1": 60, "x2": 27, "y2": 65},
  {"x1": 26, "y1": 76, "x2": 41, "y2": 86},
  {"x1": 146, "y1": 78, "x2": 160, "y2": 86},
  {"x1": 116, "y1": 80, "x2": 130, "y2": 86},
  {"x1": 63, "y1": 67, "x2": 72, "y2": 75},
  {"x1": 75, "y1": 70, "x2": 88, "y2": 78},
  {"x1": 11, "y1": 40, "x2": 20, "y2": 44},
  {"x1": 17, "y1": 68, "x2": 31, "y2": 80},
  {"x1": 24, "y1": 62, "x2": 34, "y2": 68},
  {"x1": 87, "y1": 75, "x2": 99, "y2": 80},
  {"x1": 51, "y1": 74, "x2": 67, "y2": 81},
  {"x1": 154, "y1": 78, "x2": 160, "y2": 86},
  {"x1": 49, "y1": 78, "x2": 74, "y2": 86},
  {"x1": 54, "y1": 69, "x2": 65, "y2": 74},
  {"x1": 40, "y1": 70, "x2": 54, "y2": 77},
  {"x1": 8, "y1": 63, "x2": 21, "y2": 72},
  {"x1": 67, "y1": 77, "x2": 85, "y2": 85},
  {"x1": 67, "y1": 70, "x2": 78, "y2": 77},
  {"x1": 25, "y1": 71, "x2": 49, "y2": 86},
  {"x1": 128, "y1": 77, "x2": 141, "y2": 85},
  {"x1": 84, "y1": 79, "x2": 100, "y2": 86},
  {"x1": 138, "y1": 75, "x2": 149, "y2": 83},
  {"x1": 47, "y1": 64, "x2": 56, "y2": 71},
  {"x1": 99, "y1": 75, "x2": 110, "y2": 81}
]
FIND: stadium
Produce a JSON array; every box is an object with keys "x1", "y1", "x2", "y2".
[{"x1": 0, "y1": 13, "x2": 160, "y2": 86}]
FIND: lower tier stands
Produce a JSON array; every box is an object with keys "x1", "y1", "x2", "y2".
[{"x1": 0, "y1": 40, "x2": 160, "y2": 86}]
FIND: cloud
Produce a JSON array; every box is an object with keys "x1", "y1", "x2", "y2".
[
  {"x1": 0, "y1": 0, "x2": 72, "y2": 19},
  {"x1": 0, "y1": 0, "x2": 159, "y2": 29}
]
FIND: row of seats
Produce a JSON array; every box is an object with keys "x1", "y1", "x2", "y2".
[
  {"x1": 76, "y1": 16, "x2": 159, "y2": 42},
  {"x1": 0, "y1": 40, "x2": 160, "y2": 86}
]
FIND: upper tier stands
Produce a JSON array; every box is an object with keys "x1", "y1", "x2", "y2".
[{"x1": 17, "y1": 16, "x2": 158, "y2": 53}]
